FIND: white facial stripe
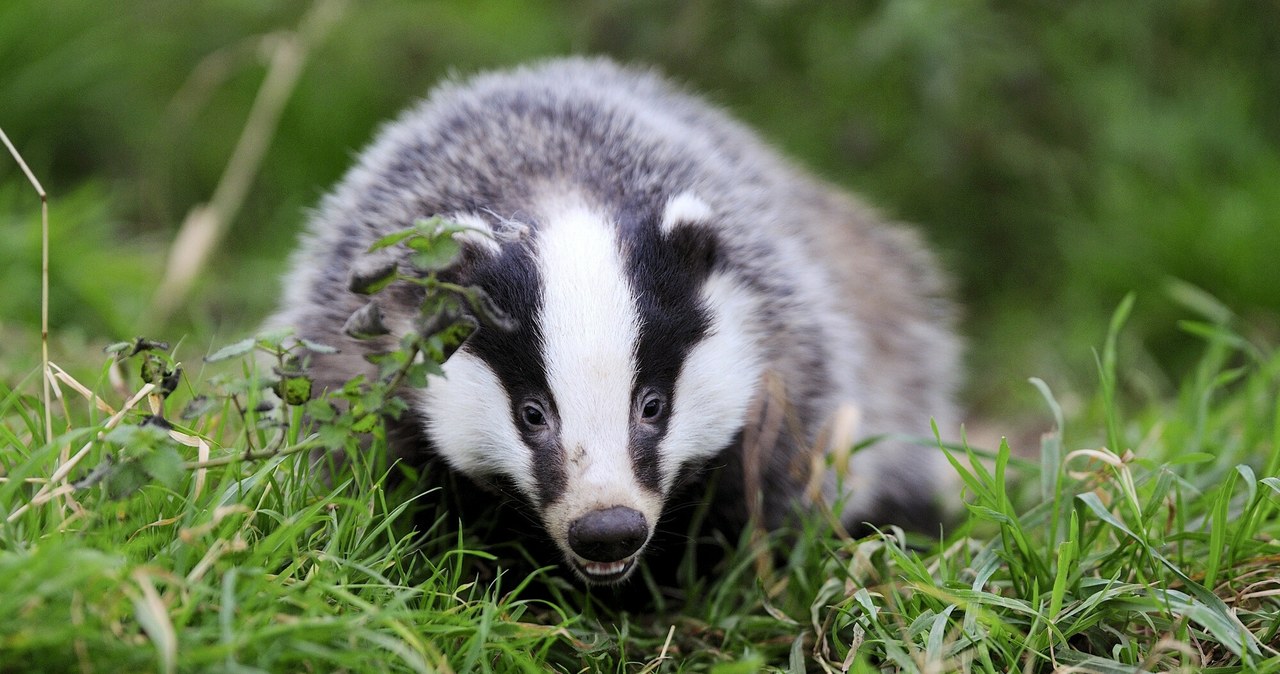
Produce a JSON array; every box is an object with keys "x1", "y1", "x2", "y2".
[
  {"x1": 534, "y1": 197, "x2": 663, "y2": 555},
  {"x1": 660, "y1": 272, "x2": 763, "y2": 491},
  {"x1": 417, "y1": 351, "x2": 537, "y2": 498},
  {"x1": 659, "y1": 191, "x2": 713, "y2": 235},
  {"x1": 535, "y1": 200, "x2": 640, "y2": 485}
]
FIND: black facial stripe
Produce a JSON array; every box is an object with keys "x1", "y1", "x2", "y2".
[
  {"x1": 452, "y1": 228, "x2": 567, "y2": 507},
  {"x1": 618, "y1": 205, "x2": 717, "y2": 493}
]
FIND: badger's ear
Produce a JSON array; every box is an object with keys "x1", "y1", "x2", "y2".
[
  {"x1": 659, "y1": 191, "x2": 713, "y2": 235},
  {"x1": 443, "y1": 212, "x2": 520, "y2": 336},
  {"x1": 448, "y1": 212, "x2": 506, "y2": 260},
  {"x1": 659, "y1": 191, "x2": 719, "y2": 273}
]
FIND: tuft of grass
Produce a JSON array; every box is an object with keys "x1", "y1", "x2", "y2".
[
  {"x1": 0, "y1": 344, "x2": 579, "y2": 673},
  {"x1": 787, "y1": 300, "x2": 1280, "y2": 673},
  {"x1": 3, "y1": 290, "x2": 1279, "y2": 671}
]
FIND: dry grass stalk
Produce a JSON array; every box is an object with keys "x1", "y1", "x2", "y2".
[
  {"x1": 742, "y1": 370, "x2": 787, "y2": 579},
  {"x1": 49, "y1": 361, "x2": 118, "y2": 416},
  {"x1": 128, "y1": 568, "x2": 178, "y2": 674},
  {"x1": 805, "y1": 402, "x2": 860, "y2": 542},
  {"x1": 150, "y1": 0, "x2": 346, "y2": 321},
  {"x1": 0, "y1": 126, "x2": 53, "y2": 450},
  {"x1": 635, "y1": 624, "x2": 677, "y2": 674},
  {"x1": 6, "y1": 382, "x2": 157, "y2": 523}
]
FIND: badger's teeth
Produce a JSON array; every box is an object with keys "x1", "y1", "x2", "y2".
[
  {"x1": 582, "y1": 560, "x2": 625, "y2": 576},
  {"x1": 578, "y1": 556, "x2": 635, "y2": 577}
]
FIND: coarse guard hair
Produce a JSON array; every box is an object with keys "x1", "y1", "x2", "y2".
[{"x1": 270, "y1": 57, "x2": 961, "y2": 585}]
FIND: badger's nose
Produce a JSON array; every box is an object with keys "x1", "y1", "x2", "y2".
[{"x1": 567, "y1": 506, "x2": 648, "y2": 562}]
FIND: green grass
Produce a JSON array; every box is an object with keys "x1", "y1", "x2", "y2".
[
  {"x1": 1, "y1": 298, "x2": 1277, "y2": 672},
  {"x1": 2, "y1": 3, "x2": 1279, "y2": 670}
]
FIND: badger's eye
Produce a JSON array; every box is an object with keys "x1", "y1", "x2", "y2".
[
  {"x1": 639, "y1": 391, "x2": 666, "y2": 421},
  {"x1": 521, "y1": 402, "x2": 547, "y2": 428}
]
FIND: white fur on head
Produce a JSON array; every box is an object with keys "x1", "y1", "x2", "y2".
[
  {"x1": 658, "y1": 272, "x2": 763, "y2": 490},
  {"x1": 418, "y1": 193, "x2": 755, "y2": 582},
  {"x1": 534, "y1": 195, "x2": 663, "y2": 568},
  {"x1": 416, "y1": 211, "x2": 527, "y2": 497},
  {"x1": 659, "y1": 191, "x2": 713, "y2": 235},
  {"x1": 418, "y1": 351, "x2": 536, "y2": 496},
  {"x1": 447, "y1": 212, "x2": 502, "y2": 256}
]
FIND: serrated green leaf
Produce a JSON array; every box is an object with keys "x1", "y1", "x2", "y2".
[
  {"x1": 104, "y1": 341, "x2": 134, "y2": 355},
  {"x1": 348, "y1": 256, "x2": 399, "y2": 295},
  {"x1": 318, "y1": 422, "x2": 351, "y2": 451},
  {"x1": 402, "y1": 364, "x2": 431, "y2": 389},
  {"x1": 180, "y1": 395, "x2": 218, "y2": 420},
  {"x1": 344, "y1": 301, "x2": 390, "y2": 339},
  {"x1": 459, "y1": 285, "x2": 517, "y2": 332},
  {"x1": 381, "y1": 396, "x2": 409, "y2": 419},
  {"x1": 368, "y1": 228, "x2": 419, "y2": 252},
  {"x1": 351, "y1": 413, "x2": 379, "y2": 434},
  {"x1": 408, "y1": 236, "x2": 463, "y2": 271},
  {"x1": 305, "y1": 399, "x2": 337, "y2": 422},
  {"x1": 205, "y1": 338, "x2": 256, "y2": 363},
  {"x1": 425, "y1": 357, "x2": 445, "y2": 376},
  {"x1": 299, "y1": 339, "x2": 338, "y2": 355},
  {"x1": 363, "y1": 351, "x2": 395, "y2": 367},
  {"x1": 103, "y1": 423, "x2": 170, "y2": 454},
  {"x1": 141, "y1": 446, "x2": 184, "y2": 489},
  {"x1": 410, "y1": 215, "x2": 445, "y2": 230},
  {"x1": 254, "y1": 326, "x2": 295, "y2": 348},
  {"x1": 104, "y1": 460, "x2": 150, "y2": 500},
  {"x1": 124, "y1": 337, "x2": 171, "y2": 357}
]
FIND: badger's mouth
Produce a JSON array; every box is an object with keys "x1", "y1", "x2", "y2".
[
  {"x1": 554, "y1": 503, "x2": 654, "y2": 585},
  {"x1": 570, "y1": 553, "x2": 640, "y2": 584}
]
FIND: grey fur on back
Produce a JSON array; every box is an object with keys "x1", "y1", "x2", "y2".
[{"x1": 271, "y1": 56, "x2": 960, "y2": 540}]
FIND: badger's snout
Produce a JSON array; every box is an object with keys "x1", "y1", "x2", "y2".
[
  {"x1": 562, "y1": 506, "x2": 651, "y2": 583},
  {"x1": 568, "y1": 506, "x2": 647, "y2": 561}
]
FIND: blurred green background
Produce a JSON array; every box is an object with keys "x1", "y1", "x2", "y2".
[{"x1": 1, "y1": 0, "x2": 1277, "y2": 422}]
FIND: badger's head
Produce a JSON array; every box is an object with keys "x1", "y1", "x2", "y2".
[{"x1": 417, "y1": 191, "x2": 763, "y2": 584}]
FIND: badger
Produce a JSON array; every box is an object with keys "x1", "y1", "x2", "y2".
[{"x1": 270, "y1": 57, "x2": 960, "y2": 585}]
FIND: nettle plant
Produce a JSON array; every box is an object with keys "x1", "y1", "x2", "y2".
[{"x1": 97, "y1": 217, "x2": 506, "y2": 496}]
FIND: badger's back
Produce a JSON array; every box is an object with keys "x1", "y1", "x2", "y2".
[{"x1": 272, "y1": 57, "x2": 959, "y2": 583}]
